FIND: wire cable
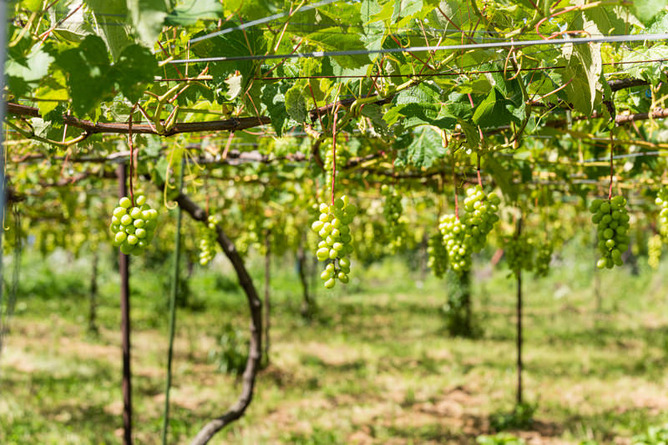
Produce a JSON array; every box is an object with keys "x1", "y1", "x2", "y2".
[
  {"x1": 189, "y1": 0, "x2": 342, "y2": 44},
  {"x1": 170, "y1": 33, "x2": 668, "y2": 64}
]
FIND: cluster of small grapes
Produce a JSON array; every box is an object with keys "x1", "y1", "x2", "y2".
[
  {"x1": 381, "y1": 184, "x2": 405, "y2": 251},
  {"x1": 648, "y1": 234, "x2": 662, "y2": 270},
  {"x1": 589, "y1": 195, "x2": 630, "y2": 269},
  {"x1": 439, "y1": 215, "x2": 472, "y2": 274},
  {"x1": 427, "y1": 233, "x2": 448, "y2": 278},
  {"x1": 460, "y1": 185, "x2": 501, "y2": 252},
  {"x1": 534, "y1": 241, "x2": 553, "y2": 277},
  {"x1": 656, "y1": 189, "x2": 668, "y2": 240},
  {"x1": 110, "y1": 195, "x2": 158, "y2": 255},
  {"x1": 198, "y1": 215, "x2": 220, "y2": 266},
  {"x1": 311, "y1": 195, "x2": 357, "y2": 288},
  {"x1": 505, "y1": 236, "x2": 534, "y2": 274}
]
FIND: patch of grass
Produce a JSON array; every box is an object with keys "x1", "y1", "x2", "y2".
[{"x1": 2, "y1": 243, "x2": 668, "y2": 444}]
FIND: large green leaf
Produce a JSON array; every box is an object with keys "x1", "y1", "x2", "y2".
[
  {"x1": 87, "y1": 0, "x2": 135, "y2": 60},
  {"x1": 285, "y1": 85, "x2": 308, "y2": 123},
  {"x1": 395, "y1": 126, "x2": 445, "y2": 168},
  {"x1": 111, "y1": 45, "x2": 158, "y2": 103},
  {"x1": 472, "y1": 87, "x2": 521, "y2": 129},
  {"x1": 261, "y1": 83, "x2": 290, "y2": 136},
  {"x1": 166, "y1": 0, "x2": 223, "y2": 25},
  {"x1": 126, "y1": 0, "x2": 169, "y2": 47},
  {"x1": 54, "y1": 35, "x2": 114, "y2": 116},
  {"x1": 557, "y1": 42, "x2": 602, "y2": 116},
  {"x1": 633, "y1": 0, "x2": 668, "y2": 25}
]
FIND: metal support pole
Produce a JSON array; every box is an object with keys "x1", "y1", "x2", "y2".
[{"x1": 117, "y1": 163, "x2": 133, "y2": 445}]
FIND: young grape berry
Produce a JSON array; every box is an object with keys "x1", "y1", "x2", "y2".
[{"x1": 110, "y1": 195, "x2": 158, "y2": 255}]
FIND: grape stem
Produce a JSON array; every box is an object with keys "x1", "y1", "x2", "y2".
[
  {"x1": 608, "y1": 129, "x2": 614, "y2": 200},
  {"x1": 128, "y1": 105, "x2": 136, "y2": 206},
  {"x1": 330, "y1": 104, "x2": 341, "y2": 206},
  {"x1": 476, "y1": 152, "x2": 482, "y2": 187}
]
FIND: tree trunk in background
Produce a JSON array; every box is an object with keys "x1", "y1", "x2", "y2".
[
  {"x1": 516, "y1": 267, "x2": 523, "y2": 406},
  {"x1": 444, "y1": 270, "x2": 473, "y2": 338},
  {"x1": 263, "y1": 230, "x2": 271, "y2": 367},
  {"x1": 297, "y1": 240, "x2": 315, "y2": 318},
  {"x1": 88, "y1": 251, "x2": 99, "y2": 335}
]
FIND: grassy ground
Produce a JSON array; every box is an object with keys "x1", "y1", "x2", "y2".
[{"x1": 1, "y1": 242, "x2": 668, "y2": 444}]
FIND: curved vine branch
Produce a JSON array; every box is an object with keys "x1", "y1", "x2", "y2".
[{"x1": 170, "y1": 191, "x2": 262, "y2": 445}]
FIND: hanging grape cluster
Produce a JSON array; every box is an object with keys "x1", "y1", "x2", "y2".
[
  {"x1": 534, "y1": 241, "x2": 553, "y2": 277},
  {"x1": 505, "y1": 235, "x2": 534, "y2": 274},
  {"x1": 438, "y1": 186, "x2": 501, "y2": 275},
  {"x1": 381, "y1": 184, "x2": 405, "y2": 251},
  {"x1": 589, "y1": 195, "x2": 630, "y2": 269},
  {"x1": 439, "y1": 215, "x2": 472, "y2": 274},
  {"x1": 648, "y1": 234, "x2": 662, "y2": 270},
  {"x1": 461, "y1": 185, "x2": 501, "y2": 252},
  {"x1": 198, "y1": 215, "x2": 220, "y2": 266},
  {"x1": 110, "y1": 195, "x2": 158, "y2": 255},
  {"x1": 656, "y1": 188, "x2": 668, "y2": 240},
  {"x1": 427, "y1": 233, "x2": 448, "y2": 278},
  {"x1": 311, "y1": 195, "x2": 357, "y2": 288}
]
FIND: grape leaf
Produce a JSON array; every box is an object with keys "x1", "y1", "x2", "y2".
[
  {"x1": 54, "y1": 35, "x2": 114, "y2": 116},
  {"x1": 285, "y1": 86, "x2": 308, "y2": 123},
  {"x1": 127, "y1": 0, "x2": 168, "y2": 47},
  {"x1": 111, "y1": 45, "x2": 158, "y2": 103},
  {"x1": 166, "y1": 0, "x2": 223, "y2": 25},
  {"x1": 557, "y1": 42, "x2": 601, "y2": 116},
  {"x1": 633, "y1": 0, "x2": 668, "y2": 25},
  {"x1": 395, "y1": 126, "x2": 445, "y2": 168}
]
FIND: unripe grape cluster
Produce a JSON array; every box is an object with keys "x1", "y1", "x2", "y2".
[
  {"x1": 110, "y1": 195, "x2": 158, "y2": 255},
  {"x1": 505, "y1": 236, "x2": 534, "y2": 274},
  {"x1": 656, "y1": 189, "x2": 668, "y2": 240},
  {"x1": 439, "y1": 215, "x2": 472, "y2": 274},
  {"x1": 534, "y1": 241, "x2": 553, "y2": 277},
  {"x1": 427, "y1": 233, "x2": 448, "y2": 278},
  {"x1": 589, "y1": 195, "x2": 630, "y2": 269},
  {"x1": 199, "y1": 215, "x2": 220, "y2": 266},
  {"x1": 311, "y1": 195, "x2": 357, "y2": 288},
  {"x1": 460, "y1": 185, "x2": 501, "y2": 252},
  {"x1": 648, "y1": 234, "x2": 662, "y2": 270},
  {"x1": 381, "y1": 184, "x2": 405, "y2": 251}
]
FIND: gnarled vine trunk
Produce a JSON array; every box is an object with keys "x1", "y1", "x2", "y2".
[{"x1": 173, "y1": 192, "x2": 263, "y2": 445}]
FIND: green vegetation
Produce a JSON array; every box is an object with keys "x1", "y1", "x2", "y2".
[{"x1": 1, "y1": 240, "x2": 668, "y2": 444}]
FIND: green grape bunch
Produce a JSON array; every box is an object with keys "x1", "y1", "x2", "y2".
[
  {"x1": 427, "y1": 233, "x2": 448, "y2": 278},
  {"x1": 505, "y1": 235, "x2": 534, "y2": 274},
  {"x1": 199, "y1": 215, "x2": 221, "y2": 266},
  {"x1": 534, "y1": 241, "x2": 553, "y2": 277},
  {"x1": 648, "y1": 234, "x2": 662, "y2": 270},
  {"x1": 381, "y1": 184, "x2": 405, "y2": 251},
  {"x1": 461, "y1": 185, "x2": 501, "y2": 252},
  {"x1": 439, "y1": 214, "x2": 472, "y2": 275},
  {"x1": 656, "y1": 189, "x2": 668, "y2": 241},
  {"x1": 110, "y1": 195, "x2": 158, "y2": 255},
  {"x1": 311, "y1": 195, "x2": 357, "y2": 289},
  {"x1": 589, "y1": 195, "x2": 630, "y2": 269}
]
